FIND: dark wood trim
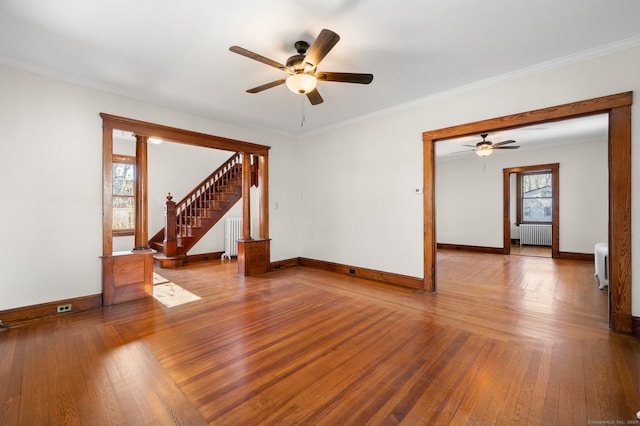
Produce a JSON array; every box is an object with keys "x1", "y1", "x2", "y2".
[
  {"x1": 112, "y1": 154, "x2": 135, "y2": 163},
  {"x1": 133, "y1": 135, "x2": 150, "y2": 251},
  {"x1": 423, "y1": 92, "x2": 632, "y2": 140},
  {"x1": 259, "y1": 154, "x2": 269, "y2": 239},
  {"x1": 101, "y1": 113, "x2": 270, "y2": 156},
  {"x1": 185, "y1": 251, "x2": 225, "y2": 263},
  {"x1": 608, "y1": 104, "x2": 633, "y2": 332},
  {"x1": 558, "y1": 252, "x2": 594, "y2": 262},
  {"x1": 299, "y1": 258, "x2": 424, "y2": 290},
  {"x1": 103, "y1": 125, "x2": 113, "y2": 255},
  {"x1": 632, "y1": 316, "x2": 640, "y2": 337},
  {"x1": 270, "y1": 258, "x2": 301, "y2": 270},
  {"x1": 154, "y1": 251, "x2": 226, "y2": 268},
  {"x1": 241, "y1": 152, "x2": 252, "y2": 240},
  {"x1": 503, "y1": 163, "x2": 559, "y2": 258},
  {"x1": 437, "y1": 243, "x2": 504, "y2": 255},
  {"x1": 423, "y1": 91, "x2": 633, "y2": 333},
  {"x1": 423, "y1": 133, "x2": 436, "y2": 293},
  {"x1": 0, "y1": 294, "x2": 102, "y2": 327}
]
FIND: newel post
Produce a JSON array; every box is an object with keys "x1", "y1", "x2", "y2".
[{"x1": 163, "y1": 193, "x2": 177, "y2": 257}]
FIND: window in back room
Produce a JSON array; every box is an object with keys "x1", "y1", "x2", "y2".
[{"x1": 518, "y1": 171, "x2": 552, "y2": 223}]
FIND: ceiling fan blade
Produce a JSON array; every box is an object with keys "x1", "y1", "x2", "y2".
[
  {"x1": 229, "y1": 46, "x2": 287, "y2": 71},
  {"x1": 306, "y1": 88, "x2": 324, "y2": 105},
  {"x1": 493, "y1": 139, "x2": 516, "y2": 146},
  {"x1": 448, "y1": 149, "x2": 475, "y2": 154},
  {"x1": 462, "y1": 144, "x2": 477, "y2": 148},
  {"x1": 303, "y1": 29, "x2": 340, "y2": 69},
  {"x1": 316, "y1": 72, "x2": 373, "y2": 84},
  {"x1": 246, "y1": 78, "x2": 287, "y2": 93},
  {"x1": 494, "y1": 146, "x2": 520, "y2": 149}
]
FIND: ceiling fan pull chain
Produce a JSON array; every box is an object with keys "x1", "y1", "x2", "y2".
[{"x1": 300, "y1": 96, "x2": 306, "y2": 127}]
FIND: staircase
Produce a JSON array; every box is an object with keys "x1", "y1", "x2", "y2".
[{"x1": 149, "y1": 152, "x2": 257, "y2": 266}]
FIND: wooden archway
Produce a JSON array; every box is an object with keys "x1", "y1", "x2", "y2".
[
  {"x1": 101, "y1": 114, "x2": 271, "y2": 305},
  {"x1": 422, "y1": 92, "x2": 632, "y2": 333}
]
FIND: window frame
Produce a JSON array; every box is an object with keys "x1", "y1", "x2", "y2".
[
  {"x1": 112, "y1": 154, "x2": 136, "y2": 236},
  {"x1": 516, "y1": 171, "x2": 553, "y2": 225}
]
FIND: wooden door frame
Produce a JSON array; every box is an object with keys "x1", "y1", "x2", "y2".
[
  {"x1": 101, "y1": 113, "x2": 271, "y2": 260},
  {"x1": 503, "y1": 163, "x2": 560, "y2": 258},
  {"x1": 422, "y1": 92, "x2": 633, "y2": 333}
]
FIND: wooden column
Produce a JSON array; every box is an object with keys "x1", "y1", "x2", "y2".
[
  {"x1": 237, "y1": 152, "x2": 271, "y2": 276},
  {"x1": 241, "y1": 152, "x2": 252, "y2": 240},
  {"x1": 133, "y1": 135, "x2": 151, "y2": 251},
  {"x1": 608, "y1": 105, "x2": 632, "y2": 333},
  {"x1": 259, "y1": 154, "x2": 269, "y2": 239}
]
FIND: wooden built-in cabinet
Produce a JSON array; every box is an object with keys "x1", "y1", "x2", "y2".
[
  {"x1": 237, "y1": 239, "x2": 271, "y2": 276},
  {"x1": 102, "y1": 251, "x2": 154, "y2": 306}
]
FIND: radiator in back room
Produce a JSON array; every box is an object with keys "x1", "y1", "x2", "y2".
[
  {"x1": 519, "y1": 224, "x2": 552, "y2": 246},
  {"x1": 222, "y1": 218, "x2": 242, "y2": 259}
]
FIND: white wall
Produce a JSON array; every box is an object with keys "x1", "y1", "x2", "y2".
[
  {"x1": 298, "y1": 45, "x2": 640, "y2": 315},
  {"x1": 436, "y1": 138, "x2": 608, "y2": 253},
  {"x1": 0, "y1": 64, "x2": 298, "y2": 311},
  {"x1": 1, "y1": 44, "x2": 638, "y2": 318}
]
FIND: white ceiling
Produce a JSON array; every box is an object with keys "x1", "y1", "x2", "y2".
[
  {"x1": 1, "y1": 0, "x2": 639, "y2": 137},
  {"x1": 436, "y1": 113, "x2": 610, "y2": 160}
]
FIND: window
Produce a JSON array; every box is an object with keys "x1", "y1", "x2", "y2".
[
  {"x1": 112, "y1": 154, "x2": 135, "y2": 235},
  {"x1": 518, "y1": 171, "x2": 552, "y2": 223}
]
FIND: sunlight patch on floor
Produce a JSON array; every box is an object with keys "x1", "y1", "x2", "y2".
[{"x1": 153, "y1": 274, "x2": 201, "y2": 308}]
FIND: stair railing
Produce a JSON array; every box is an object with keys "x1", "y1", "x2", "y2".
[{"x1": 161, "y1": 152, "x2": 242, "y2": 247}]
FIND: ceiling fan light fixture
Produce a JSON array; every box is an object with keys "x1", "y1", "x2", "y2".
[
  {"x1": 475, "y1": 145, "x2": 493, "y2": 157},
  {"x1": 286, "y1": 73, "x2": 317, "y2": 94}
]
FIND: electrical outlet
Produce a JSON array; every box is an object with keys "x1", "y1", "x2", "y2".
[{"x1": 56, "y1": 304, "x2": 72, "y2": 313}]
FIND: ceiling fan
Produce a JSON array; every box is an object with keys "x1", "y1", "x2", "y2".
[
  {"x1": 454, "y1": 133, "x2": 520, "y2": 157},
  {"x1": 229, "y1": 29, "x2": 373, "y2": 105}
]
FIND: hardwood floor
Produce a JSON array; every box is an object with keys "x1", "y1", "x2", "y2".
[
  {"x1": 510, "y1": 243, "x2": 552, "y2": 258},
  {"x1": 1, "y1": 252, "x2": 638, "y2": 425}
]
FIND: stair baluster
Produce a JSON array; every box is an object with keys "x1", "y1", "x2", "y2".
[{"x1": 149, "y1": 152, "x2": 247, "y2": 259}]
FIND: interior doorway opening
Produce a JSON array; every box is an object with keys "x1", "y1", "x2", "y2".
[
  {"x1": 422, "y1": 92, "x2": 632, "y2": 333},
  {"x1": 504, "y1": 163, "x2": 559, "y2": 259}
]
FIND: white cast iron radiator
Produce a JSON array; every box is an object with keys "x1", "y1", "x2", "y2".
[
  {"x1": 519, "y1": 224, "x2": 552, "y2": 246},
  {"x1": 222, "y1": 218, "x2": 242, "y2": 259}
]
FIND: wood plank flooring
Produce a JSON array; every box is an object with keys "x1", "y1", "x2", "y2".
[
  {"x1": 1, "y1": 251, "x2": 638, "y2": 425},
  {"x1": 510, "y1": 243, "x2": 552, "y2": 258}
]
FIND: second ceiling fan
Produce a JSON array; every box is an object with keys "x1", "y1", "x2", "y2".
[
  {"x1": 229, "y1": 29, "x2": 373, "y2": 105},
  {"x1": 454, "y1": 134, "x2": 520, "y2": 157}
]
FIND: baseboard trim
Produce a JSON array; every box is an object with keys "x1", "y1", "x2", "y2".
[
  {"x1": 632, "y1": 316, "x2": 640, "y2": 337},
  {"x1": 270, "y1": 258, "x2": 301, "y2": 271},
  {"x1": 437, "y1": 243, "x2": 504, "y2": 255},
  {"x1": 298, "y1": 257, "x2": 424, "y2": 290},
  {"x1": 0, "y1": 294, "x2": 103, "y2": 327},
  {"x1": 557, "y1": 252, "x2": 594, "y2": 262},
  {"x1": 437, "y1": 244, "x2": 595, "y2": 262}
]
